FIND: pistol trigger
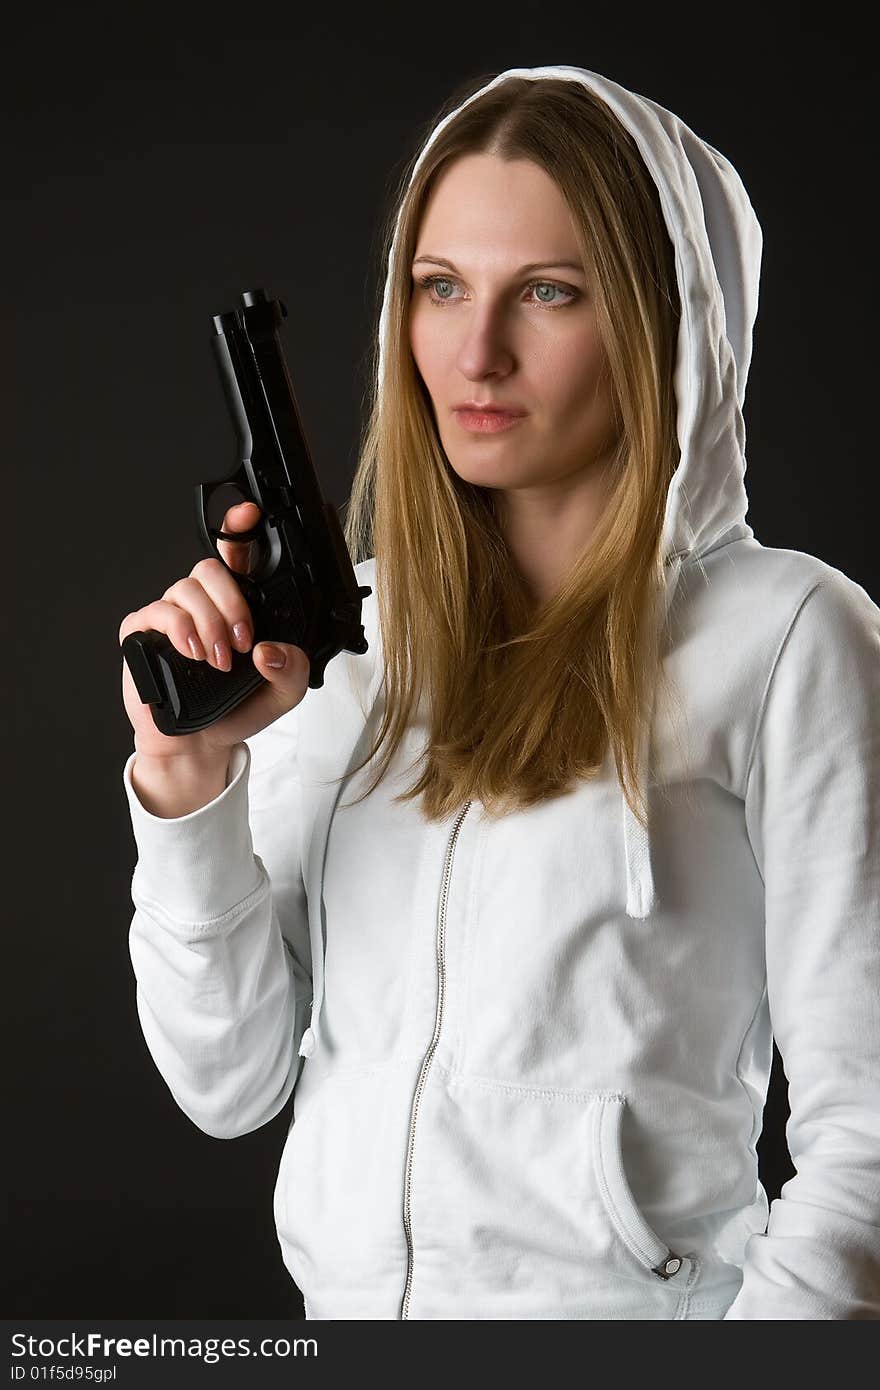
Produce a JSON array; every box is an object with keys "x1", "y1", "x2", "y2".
[{"x1": 214, "y1": 523, "x2": 263, "y2": 543}]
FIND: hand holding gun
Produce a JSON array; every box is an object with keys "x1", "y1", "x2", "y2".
[{"x1": 120, "y1": 288, "x2": 371, "y2": 738}]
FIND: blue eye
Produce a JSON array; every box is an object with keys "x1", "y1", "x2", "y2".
[
  {"x1": 414, "y1": 274, "x2": 578, "y2": 310},
  {"x1": 420, "y1": 276, "x2": 459, "y2": 303}
]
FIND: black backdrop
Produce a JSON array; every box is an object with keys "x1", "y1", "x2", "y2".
[{"x1": 5, "y1": 17, "x2": 876, "y2": 1319}]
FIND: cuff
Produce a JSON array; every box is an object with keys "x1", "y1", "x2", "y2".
[
  {"x1": 122, "y1": 743, "x2": 262, "y2": 922},
  {"x1": 721, "y1": 1196, "x2": 880, "y2": 1319}
]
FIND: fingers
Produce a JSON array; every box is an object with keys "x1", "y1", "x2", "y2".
[
  {"x1": 222, "y1": 499, "x2": 261, "y2": 532},
  {"x1": 216, "y1": 500, "x2": 262, "y2": 573},
  {"x1": 121, "y1": 594, "x2": 236, "y2": 670},
  {"x1": 157, "y1": 577, "x2": 250, "y2": 668},
  {"x1": 170, "y1": 500, "x2": 261, "y2": 665},
  {"x1": 117, "y1": 500, "x2": 267, "y2": 671}
]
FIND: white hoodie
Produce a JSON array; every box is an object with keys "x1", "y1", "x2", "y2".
[{"x1": 121, "y1": 65, "x2": 880, "y2": 1319}]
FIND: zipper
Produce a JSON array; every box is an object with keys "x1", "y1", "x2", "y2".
[{"x1": 399, "y1": 798, "x2": 473, "y2": 1319}]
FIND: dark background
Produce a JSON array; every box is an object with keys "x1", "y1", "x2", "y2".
[{"x1": 5, "y1": 17, "x2": 876, "y2": 1318}]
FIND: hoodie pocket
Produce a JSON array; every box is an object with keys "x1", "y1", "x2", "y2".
[
  {"x1": 405, "y1": 1071, "x2": 698, "y2": 1318},
  {"x1": 272, "y1": 1062, "x2": 415, "y2": 1316},
  {"x1": 592, "y1": 1093, "x2": 687, "y2": 1279}
]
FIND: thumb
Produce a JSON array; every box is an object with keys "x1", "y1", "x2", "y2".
[{"x1": 254, "y1": 642, "x2": 310, "y2": 684}]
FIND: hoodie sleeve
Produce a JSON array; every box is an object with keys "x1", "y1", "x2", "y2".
[
  {"x1": 121, "y1": 714, "x2": 311, "y2": 1140},
  {"x1": 724, "y1": 572, "x2": 880, "y2": 1319}
]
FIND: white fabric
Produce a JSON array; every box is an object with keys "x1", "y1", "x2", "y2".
[{"x1": 122, "y1": 65, "x2": 880, "y2": 1319}]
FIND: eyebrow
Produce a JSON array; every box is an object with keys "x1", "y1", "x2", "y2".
[{"x1": 412, "y1": 254, "x2": 586, "y2": 277}]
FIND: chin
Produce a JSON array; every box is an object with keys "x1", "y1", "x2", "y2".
[{"x1": 445, "y1": 458, "x2": 521, "y2": 488}]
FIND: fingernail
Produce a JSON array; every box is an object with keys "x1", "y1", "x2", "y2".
[
  {"x1": 187, "y1": 634, "x2": 205, "y2": 661},
  {"x1": 261, "y1": 644, "x2": 286, "y2": 668},
  {"x1": 233, "y1": 621, "x2": 251, "y2": 651}
]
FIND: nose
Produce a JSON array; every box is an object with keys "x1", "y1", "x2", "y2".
[{"x1": 454, "y1": 304, "x2": 516, "y2": 381}]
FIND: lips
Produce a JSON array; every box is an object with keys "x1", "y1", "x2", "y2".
[
  {"x1": 454, "y1": 401, "x2": 527, "y2": 416},
  {"x1": 453, "y1": 407, "x2": 527, "y2": 434}
]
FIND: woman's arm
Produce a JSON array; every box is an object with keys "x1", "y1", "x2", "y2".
[
  {"x1": 122, "y1": 713, "x2": 311, "y2": 1140},
  {"x1": 726, "y1": 571, "x2": 880, "y2": 1319}
]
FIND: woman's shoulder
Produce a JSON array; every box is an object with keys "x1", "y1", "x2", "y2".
[{"x1": 680, "y1": 536, "x2": 879, "y2": 635}]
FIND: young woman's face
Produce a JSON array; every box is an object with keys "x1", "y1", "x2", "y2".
[{"x1": 409, "y1": 152, "x2": 619, "y2": 502}]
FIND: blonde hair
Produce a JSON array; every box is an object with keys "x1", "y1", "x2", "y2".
[{"x1": 340, "y1": 72, "x2": 684, "y2": 828}]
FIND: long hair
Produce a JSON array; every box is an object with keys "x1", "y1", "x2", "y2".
[{"x1": 340, "y1": 72, "x2": 684, "y2": 828}]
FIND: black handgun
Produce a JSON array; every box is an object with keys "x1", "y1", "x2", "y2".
[{"x1": 122, "y1": 288, "x2": 371, "y2": 736}]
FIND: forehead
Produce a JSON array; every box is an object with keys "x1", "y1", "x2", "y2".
[{"x1": 415, "y1": 153, "x2": 581, "y2": 261}]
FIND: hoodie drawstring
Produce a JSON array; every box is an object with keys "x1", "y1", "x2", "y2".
[{"x1": 622, "y1": 551, "x2": 686, "y2": 919}]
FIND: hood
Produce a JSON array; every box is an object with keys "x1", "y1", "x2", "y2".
[{"x1": 375, "y1": 64, "x2": 763, "y2": 919}]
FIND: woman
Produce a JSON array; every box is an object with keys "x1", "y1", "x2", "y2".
[{"x1": 119, "y1": 65, "x2": 880, "y2": 1319}]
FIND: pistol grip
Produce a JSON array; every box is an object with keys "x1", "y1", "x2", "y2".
[{"x1": 122, "y1": 629, "x2": 266, "y2": 736}]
